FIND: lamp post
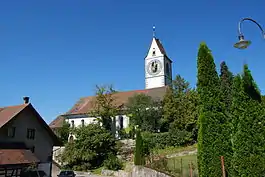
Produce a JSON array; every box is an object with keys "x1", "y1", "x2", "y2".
[{"x1": 234, "y1": 18, "x2": 265, "y2": 49}]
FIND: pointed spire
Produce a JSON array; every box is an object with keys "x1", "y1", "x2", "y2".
[{"x1": 153, "y1": 25, "x2": 156, "y2": 38}]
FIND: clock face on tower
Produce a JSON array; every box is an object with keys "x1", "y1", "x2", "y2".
[{"x1": 147, "y1": 59, "x2": 162, "y2": 75}]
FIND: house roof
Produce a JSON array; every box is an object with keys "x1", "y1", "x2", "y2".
[
  {"x1": 0, "y1": 103, "x2": 62, "y2": 146},
  {"x1": 49, "y1": 115, "x2": 65, "y2": 129},
  {"x1": 0, "y1": 149, "x2": 40, "y2": 165},
  {"x1": 0, "y1": 104, "x2": 28, "y2": 128},
  {"x1": 49, "y1": 86, "x2": 168, "y2": 128}
]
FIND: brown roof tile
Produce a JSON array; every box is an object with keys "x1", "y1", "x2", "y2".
[
  {"x1": 66, "y1": 86, "x2": 167, "y2": 115},
  {"x1": 49, "y1": 115, "x2": 65, "y2": 128},
  {"x1": 0, "y1": 104, "x2": 28, "y2": 128},
  {"x1": 0, "y1": 149, "x2": 40, "y2": 165}
]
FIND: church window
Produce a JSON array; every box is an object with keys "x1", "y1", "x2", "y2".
[
  {"x1": 71, "y1": 120, "x2": 75, "y2": 128},
  {"x1": 152, "y1": 48, "x2": 156, "y2": 56},
  {"x1": 81, "y1": 119, "x2": 84, "y2": 127},
  {"x1": 119, "y1": 116, "x2": 123, "y2": 129}
]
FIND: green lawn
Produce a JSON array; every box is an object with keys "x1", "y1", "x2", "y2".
[
  {"x1": 153, "y1": 144, "x2": 197, "y2": 156},
  {"x1": 167, "y1": 155, "x2": 198, "y2": 177}
]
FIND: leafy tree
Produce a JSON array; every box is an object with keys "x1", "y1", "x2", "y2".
[
  {"x1": 134, "y1": 128, "x2": 145, "y2": 165},
  {"x1": 126, "y1": 93, "x2": 162, "y2": 132},
  {"x1": 61, "y1": 124, "x2": 117, "y2": 171},
  {"x1": 231, "y1": 65, "x2": 265, "y2": 176},
  {"x1": 57, "y1": 120, "x2": 70, "y2": 144},
  {"x1": 163, "y1": 74, "x2": 198, "y2": 138},
  {"x1": 219, "y1": 61, "x2": 233, "y2": 174},
  {"x1": 91, "y1": 85, "x2": 120, "y2": 133},
  {"x1": 196, "y1": 42, "x2": 224, "y2": 177}
]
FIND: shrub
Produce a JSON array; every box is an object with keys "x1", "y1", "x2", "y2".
[
  {"x1": 134, "y1": 129, "x2": 145, "y2": 165},
  {"x1": 103, "y1": 154, "x2": 123, "y2": 171},
  {"x1": 142, "y1": 130, "x2": 193, "y2": 151}
]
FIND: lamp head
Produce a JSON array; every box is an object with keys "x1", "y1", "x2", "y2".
[{"x1": 234, "y1": 34, "x2": 251, "y2": 49}]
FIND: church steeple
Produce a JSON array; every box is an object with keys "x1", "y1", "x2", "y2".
[{"x1": 144, "y1": 27, "x2": 173, "y2": 89}]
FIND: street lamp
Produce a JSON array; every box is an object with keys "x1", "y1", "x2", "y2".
[{"x1": 234, "y1": 18, "x2": 265, "y2": 49}]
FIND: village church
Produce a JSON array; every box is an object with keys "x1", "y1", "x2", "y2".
[{"x1": 49, "y1": 28, "x2": 173, "y2": 140}]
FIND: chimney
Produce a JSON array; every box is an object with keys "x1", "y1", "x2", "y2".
[{"x1": 23, "y1": 97, "x2": 30, "y2": 104}]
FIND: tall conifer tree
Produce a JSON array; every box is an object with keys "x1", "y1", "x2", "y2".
[
  {"x1": 231, "y1": 65, "x2": 265, "y2": 176},
  {"x1": 219, "y1": 61, "x2": 233, "y2": 175},
  {"x1": 197, "y1": 43, "x2": 224, "y2": 177}
]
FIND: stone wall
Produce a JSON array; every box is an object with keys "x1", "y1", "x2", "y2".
[{"x1": 102, "y1": 165, "x2": 172, "y2": 177}]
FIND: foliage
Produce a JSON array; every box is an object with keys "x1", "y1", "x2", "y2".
[
  {"x1": 61, "y1": 124, "x2": 117, "y2": 171},
  {"x1": 103, "y1": 153, "x2": 123, "y2": 171},
  {"x1": 196, "y1": 42, "x2": 224, "y2": 177},
  {"x1": 141, "y1": 130, "x2": 193, "y2": 152},
  {"x1": 134, "y1": 129, "x2": 145, "y2": 165},
  {"x1": 162, "y1": 75, "x2": 198, "y2": 139},
  {"x1": 57, "y1": 119, "x2": 70, "y2": 144},
  {"x1": 126, "y1": 93, "x2": 162, "y2": 132},
  {"x1": 231, "y1": 65, "x2": 265, "y2": 176},
  {"x1": 91, "y1": 85, "x2": 120, "y2": 133},
  {"x1": 219, "y1": 61, "x2": 234, "y2": 175}
]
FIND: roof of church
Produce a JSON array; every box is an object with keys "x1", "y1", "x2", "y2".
[
  {"x1": 155, "y1": 38, "x2": 167, "y2": 55},
  {"x1": 49, "y1": 86, "x2": 168, "y2": 128}
]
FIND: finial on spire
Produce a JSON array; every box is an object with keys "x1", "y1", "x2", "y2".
[{"x1": 153, "y1": 25, "x2": 156, "y2": 38}]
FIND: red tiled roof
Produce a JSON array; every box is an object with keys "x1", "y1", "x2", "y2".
[
  {"x1": 66, "y1": 86, "x2": 167, "y2": 115},
  {"x1": 49, "y1": 115, "x2": 65, "y2": 128},
  {"x1": 0, "y1": 104, "x2": 28, "y2": 128},
  {"x1": 0, "y1": 149, "x2": 40, "y2": 165}
]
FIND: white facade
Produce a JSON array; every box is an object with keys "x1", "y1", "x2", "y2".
[
  {"x1": 66, "y1": 114, "x2": 130, "y2": 140},
  {"x1": 145, "y1": 37, "x2": 172, "y2": 89}
]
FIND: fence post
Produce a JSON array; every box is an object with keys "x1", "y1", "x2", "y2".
[
  {"x1": 189, "y1": 161, "x2": 193, "y2": 177},
  {"x1": 220, "y1": 156, "x2": 226, "y2": 177},
  {"x1": 180, "y1": 158, "x2": 183, "y2": 177}
]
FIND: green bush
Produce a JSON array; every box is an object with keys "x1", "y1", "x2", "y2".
[
  {"x1": 134, "y1": 129, "x2": 145, "y2": 165},
  {"x1": 103, "y1": 154, "x2": 123, "y2": 171},
  {"x1": 142, "y1": 130, "x2": 193, "y2": 152}
]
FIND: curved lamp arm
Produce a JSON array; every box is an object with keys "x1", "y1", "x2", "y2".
[
  {"x1": 238, "y1": 18, "x2": 265, "y2": 39},
  {"x1": 234, "y1": 18, "x2": 265, "y2": 49}
]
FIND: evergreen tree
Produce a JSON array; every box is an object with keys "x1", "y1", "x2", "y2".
[
  {"x1": 197, "y1": 42, "x2": 224, "y2": 177},
  {"x1": 134, "y1": 128, "x2": 144, "y2": 165},
  {"x1": 231, "y1": 65, "x2": 265, "y2": 176},
  {"x1": 162, "y1": 75, "x2": 198, "y2": 135},
  {"x1": 219, "y1": 61, "x2": 233, "y2": 175}
]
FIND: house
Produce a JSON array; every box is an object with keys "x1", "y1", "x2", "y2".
[
  {"x1": 0, "y1": 97, "x2": 61, "y2": 177},
  {"x1": 49, "y1": 28, "x2": 173, "y2": 140}
]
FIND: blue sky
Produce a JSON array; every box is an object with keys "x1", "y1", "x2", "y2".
[{"x1": 0, "y1": 0, "x2": 265, "y2": 123}]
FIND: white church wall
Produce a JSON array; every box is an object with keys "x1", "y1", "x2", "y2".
[{"x1": 65, "y1": 114, "x2": 130, "y2": 141}]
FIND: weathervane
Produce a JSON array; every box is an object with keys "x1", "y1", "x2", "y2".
[{"x1": 153, "y1": 25, "x2": 156, "y2": 37}]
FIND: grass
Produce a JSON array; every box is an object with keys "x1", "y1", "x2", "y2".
[
  {"x1": 90, "y1": 166, "x2": 104, "y2": 175},
  {"x1": 152, "y1": 144, "x2": 197, "y2": 156},
  {"x1": 167, "y1": 155, "x2": 198, "y2": 177}
]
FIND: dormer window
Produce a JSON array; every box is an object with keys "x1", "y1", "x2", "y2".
[{"x1": 152, "y1": 48, "x2": 156, "y2": 56}]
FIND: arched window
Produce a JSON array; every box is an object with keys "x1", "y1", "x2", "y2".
[
  {"x1": 152, "y1": 48, "x2": 156, "y2": 56},
  {"x1": 71, "y1": 120, "x2": 75, "y2": 128},
  {"x1": 69, "y1": 135, "x2": 74, "y2": 143},
  {"x1": 81, "y1": 119, "x2": 85, "y2": 127}
]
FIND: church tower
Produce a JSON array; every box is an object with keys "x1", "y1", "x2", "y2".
[{"x1": 145, "y1": 27, "x2": 172, "y2": 89}]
